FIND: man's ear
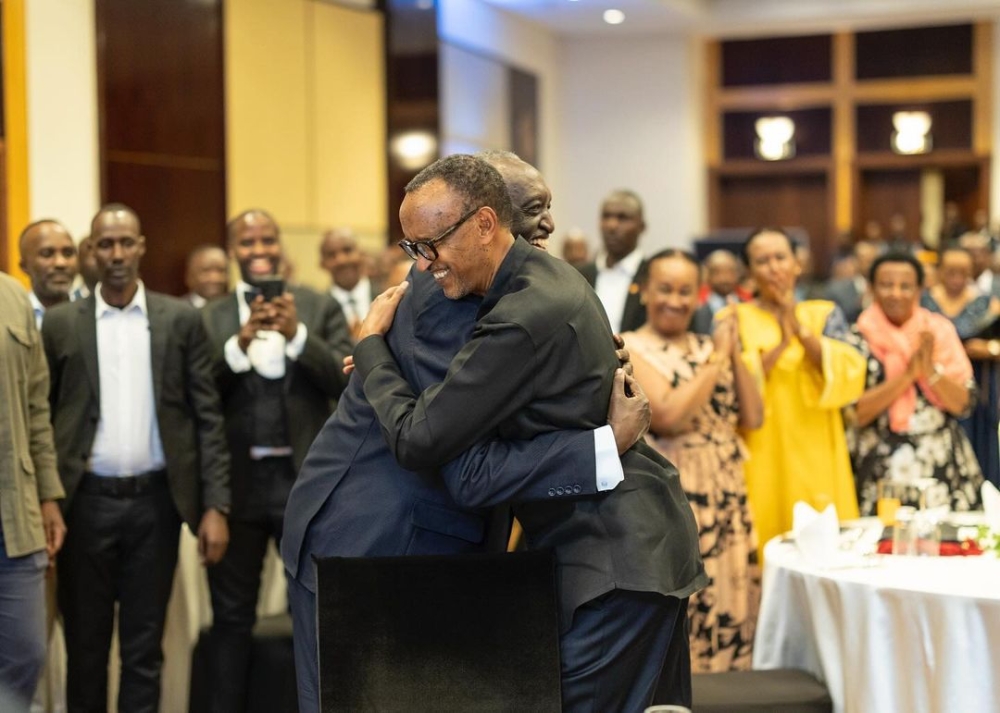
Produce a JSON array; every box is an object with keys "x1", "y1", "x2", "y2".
[{"x1": 475, "y1": 207, "x2": 500, "y2": 245}]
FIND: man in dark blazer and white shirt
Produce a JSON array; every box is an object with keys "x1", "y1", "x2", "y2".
[
  {"x1": 201, "y1": 209, "x2": 352, "y2": 713},
  {"x1": 577, "y1": 189, "x2": 648, "y2": 333},
  {"x1": 355, "y1": 156, "x2": 705, "y2": 712},
  {"x1": 42, "y1": 204, "x2": 230, "y2": 713}
]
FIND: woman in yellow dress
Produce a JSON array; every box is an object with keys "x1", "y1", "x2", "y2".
[{"x1": 730, "y1": 228, "x2": 867, "y2": 555}]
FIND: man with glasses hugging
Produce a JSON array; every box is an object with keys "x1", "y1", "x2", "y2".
[
  {"x1": 350, "y1": 153, "x2": 704, "y2": 711},
  {"x1": 283, "y1": 151, "x2": 681, "y2": 713}
]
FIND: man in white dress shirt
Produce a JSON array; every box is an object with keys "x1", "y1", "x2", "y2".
[
  {"x1": 577, "y1": 190, "x2": 648, "y2": 333},
  {"x1": 18, "y1": 220, "x2": 78, "y2": 328},
  {"x1": 319, "y1": 226, "x2": 372, "y2": 341},
  {"x1": 42, "y1": 204, "x2": 231, "y2": 713},
  {"x1": 201, "y1": 209, "x2": 352, "y2": 713}
]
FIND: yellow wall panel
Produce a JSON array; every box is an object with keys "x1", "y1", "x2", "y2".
[
  {"x1": 311, "y1": 4, "x2": 387, "y2": 238},
  {"x1": 226, "y1": 0, "x2": 386, "y2": 291},
  {"x1": 225, "y1": 0, "x2": 310, "y2": 226}
]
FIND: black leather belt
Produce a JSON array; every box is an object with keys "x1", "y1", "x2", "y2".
[{"x1": 79, "y1": 470, "x2": 168, "y2": 497}]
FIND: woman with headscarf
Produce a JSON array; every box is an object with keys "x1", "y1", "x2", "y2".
[{"x1": 849, "y1": 252, "x2": 982, "y2": 513}]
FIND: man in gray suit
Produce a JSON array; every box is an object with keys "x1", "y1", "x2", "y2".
[
  {"x1": 355, "y1": 156, "x2": 705, "y2": 712},
  {"x1": 43, "y1": 204, "x2": 230, "y2": 713}
]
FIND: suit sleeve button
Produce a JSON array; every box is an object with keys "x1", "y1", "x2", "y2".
[
  {"x1": 573, "y1": 485, "x2": 582, "y2": 494},
  {"x1": 555, "y1": 486, "x2": 565, "y2": 495},
  {"x1": 547, "y1": 488, "x2": 556, "y2": 497}
]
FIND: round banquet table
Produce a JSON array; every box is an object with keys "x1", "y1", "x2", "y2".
[{"x1": 753, "y1": 536, "x2": 1000, "y2": 713}]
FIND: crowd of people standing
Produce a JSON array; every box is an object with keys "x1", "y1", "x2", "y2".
[{"x1": 3, "y1": 148, "x2": 998, "y2": 712}]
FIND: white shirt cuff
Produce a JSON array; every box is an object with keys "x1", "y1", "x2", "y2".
[
  {"x1": 594, "y1": 425, "x2": 625, "y2": 492},
  {"x1": 224, "y1": 334, "x2": 252, "y2": 373},
  {"x1": 285, "y1": 323, "x2": 308, "y2": 361}
]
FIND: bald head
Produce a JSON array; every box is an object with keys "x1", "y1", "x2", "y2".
[
  {"x1": 477, "y1": 150, "x2": 554, "y2": 250},
  {"x1": 227, "y1": 209, "x2": 282, "y2": 284},
  {"x1": 704, "y1": 249, "x2": 740, "y2": 298},
  {"x1": 92, "y1": 203, "x2": 141, "y2": 237},
  {"x1": 320, "y1": 226, "x2": 365, "y2": 291},
  {"x1": 185, "y1": 244, "x2": 228, "y2": 301},
  {"x1": 599, "y1": 190, "x2": 645, "y2": 264},
  {"x1": 18, "y1": 220, "x2": 78, "y2": 307}
]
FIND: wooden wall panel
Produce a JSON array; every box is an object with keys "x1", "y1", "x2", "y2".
[
  {"x1": 857, "y1": 169, "x2": 922, "y2": 242},
  {"x1": 96, "y1": 0, "x2": 225, "y2": 295},
  {"x1": 717, "y1": 173, "x2": 829, "y2": 257}
]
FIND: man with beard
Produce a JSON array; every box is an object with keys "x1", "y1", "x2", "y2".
[
  {"x1": 18, "y1": 220, "x2": 79, "y2": 328},
  {"x1": 202, "y1": 210, "x2": 352, "y2": 713},
  {"x1": 353, "y1": 155, "x2": 704, "y2": 711},
  {"x1": 282, "y1": 151, "x2": 656, "y2": 713}
]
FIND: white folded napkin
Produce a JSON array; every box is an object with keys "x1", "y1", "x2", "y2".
[
  {"x1": 792, "y1": 502, "x2": 840, "y2": 564},
  {"x1": 981, "y1": 481, "x2": 1000, "y2": 532}
]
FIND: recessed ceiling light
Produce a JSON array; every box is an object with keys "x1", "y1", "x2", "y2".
[{"x1": 603, "y1": 9, "x2": 625, "y2": 25}]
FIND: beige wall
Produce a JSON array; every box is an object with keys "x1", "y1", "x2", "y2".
[
  {"x1": 225, "y1": 0, "x2": 387, "y2": 291},
  {"x1": 25, "y1": 0, "x2": 100, "y2": 241}
]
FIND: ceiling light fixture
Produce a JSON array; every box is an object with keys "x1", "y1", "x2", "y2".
[
  {"x1": 754, "y1": 116, "x2": 796, "y2": 161},
  {"x1": 603, "y1": 9, "x2": 625, "y2": 25},
  {"x1": 891, "y1": 111, "x2": 932, "y2": 155},
  {"x1": 390, "y1": 131, "x2": 438, "y2": 171}
]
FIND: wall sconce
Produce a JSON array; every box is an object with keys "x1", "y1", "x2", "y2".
[
  {"x1": 754, "y1": 116, "x2": 796, "y2": 161},
  {"x1": 891, "y1": 111, "x2": 932, "y2": 155},
  {"x1": 390, "y1": 130, "x2": 438, "y2": 171}
]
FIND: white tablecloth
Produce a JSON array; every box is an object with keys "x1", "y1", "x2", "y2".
[{"x1": 753, "y1": 537, "x2": 1000, "y2": 713}]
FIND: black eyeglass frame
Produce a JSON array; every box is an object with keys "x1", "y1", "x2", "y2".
[{"x1": 398, "y1": 206, "x2": 482, "y2": 262}]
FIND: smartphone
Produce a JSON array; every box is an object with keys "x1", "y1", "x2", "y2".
[{"x1": 256, "y1": 277, "x2": 285, "y2": 302}]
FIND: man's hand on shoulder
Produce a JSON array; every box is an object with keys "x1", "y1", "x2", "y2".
[
  {"x1": 608, "y1": 368, "x2": 650, "y2": 455},
  {"x1": 357, "y1": 281, "x2": 408, "y2": 341}
]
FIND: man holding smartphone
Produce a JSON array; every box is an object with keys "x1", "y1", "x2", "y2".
[{"x1": 201, "y1": 209, "x2": 353, "y2": 713}]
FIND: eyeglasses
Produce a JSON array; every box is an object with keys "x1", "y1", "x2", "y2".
[{"x1": 398, "y1": 206, "x2": 481, "y2": 262}]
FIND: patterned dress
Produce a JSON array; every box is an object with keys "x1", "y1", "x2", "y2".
[
  {"x1": 625, "y1": 329, "x2": 760, "y2": 673},
  {"x1": 922, "y1": 293, "x2": 1000, "y2": 488},
  {"x1": 846, "y1": 325, "x2": 983, "y2": 515}
]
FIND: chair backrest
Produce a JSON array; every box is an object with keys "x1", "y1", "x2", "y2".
[{"x1": 316, "y1": 549, "x2": 562, "y2": 713}]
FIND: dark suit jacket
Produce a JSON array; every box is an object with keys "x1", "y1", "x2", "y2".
[
  {"x1": 201, "y1": 286, "x2": 352, "y2": 514},
  {"x1": 825, "y1": 278, "x2": 865, "y2": 324},
  {"x1": 282, "y1": 274, "x2": 599, "y2": 591},
  {"x1": 356, "y1": 239, "x2": 706, "y2": 630},
  {"x1": 577, "y1": 258, "x2": 648, "y2": 333},
  {"x1": 42, "y1": 291, "x2": 230, "y2": 531}
]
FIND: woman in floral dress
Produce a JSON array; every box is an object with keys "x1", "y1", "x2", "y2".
[
  {"x1": 848, "y1": 252, "x2": 982, "y2": 514},
  {"x1": 623, "y1": 249, "x2": 764, "y2": 673}
]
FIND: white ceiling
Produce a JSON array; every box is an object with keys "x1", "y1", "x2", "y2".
[{"x1": 480, "y1": 0, "x2": 1000, "y2": 37}]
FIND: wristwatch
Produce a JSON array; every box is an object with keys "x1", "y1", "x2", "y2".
[{"x1": 988, "y1": 340, "x2": 1000, "y2": 357}]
